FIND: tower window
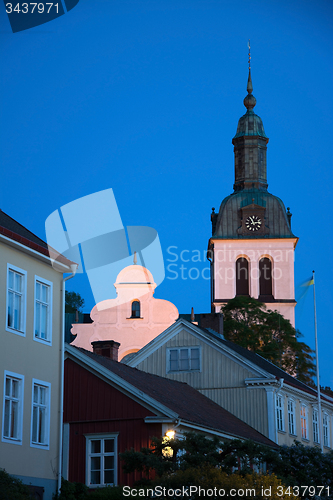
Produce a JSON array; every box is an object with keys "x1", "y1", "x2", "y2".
[
  {"x1": 236, "y1": 258, "x2": 249, "y2": 296},
  {"x1": 131, "y1": 301, "x2": 140, "y2": 318},
  {"x1": 259, "y1": 258, "x2": 273, "y2": 297}
]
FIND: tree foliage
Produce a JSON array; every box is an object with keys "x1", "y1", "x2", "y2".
[
  {"x1": 65, "y1": 291, "x2": 85, "y2": 313},
  {"x1": 0, "y1": 469, "x2": 33, "y2": 500},
  {"x1": 222, "y1": 296, "x2": 315, "y2": 384}
]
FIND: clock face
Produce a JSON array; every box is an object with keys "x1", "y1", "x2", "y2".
[{"x1": 245, "y1": 215, "x2": 262, "y2": 232}]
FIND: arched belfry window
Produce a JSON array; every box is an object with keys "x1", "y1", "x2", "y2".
[
  {"x1": 259, "y1": 258, "x2": 273, "y2": 298},
  {"x1": 236, "y1": 258, "x2": 249, "y2": 296},
  {"x1": 131, "y1": 300, "x2": 141, "y2": 318}
]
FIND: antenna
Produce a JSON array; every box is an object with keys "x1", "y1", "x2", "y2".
[{"x1": 248, "y1": 39, "x2": 251, "y2": 71}]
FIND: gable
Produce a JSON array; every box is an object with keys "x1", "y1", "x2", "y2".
[
  {"x1": 134, "y1": 326, "x2": 261, "y2": 389},
  {"x1": 64, "y1": 358, "x2": 157, "y2": 423}
]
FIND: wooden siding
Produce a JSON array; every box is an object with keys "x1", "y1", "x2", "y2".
[
  {"x1": 200, "y1": 387, "x2": 268, "y2": 436},
  {"x1": 64, "y1": 359, "x2": 162, "y2": 486},
  {"x1": 135, "y1": 328, "x2": 269, "y2": 437},
  {"x1": 136, "y1": 328, "x2": 258, "y2": 388}
]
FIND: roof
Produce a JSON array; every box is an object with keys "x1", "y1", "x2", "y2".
[
  {"x1": 212, "y1": 189, "x2": 296, "y2": 239},
  {"x1": 66, "y1": 344, "x2": 276, "y2": 447},
  {"x1": 0, "y1": 209, "x2": 74, "y2": 268},
  {"x1": 128, "y1": 318, "x2": 332, "y2": 405}
]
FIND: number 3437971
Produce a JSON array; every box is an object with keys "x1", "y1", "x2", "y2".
[{"x1": 6, "y1": 3, "x2": 59, "y2": 14}]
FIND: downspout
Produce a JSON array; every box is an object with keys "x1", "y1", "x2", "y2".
[
  {"x1": 274, "y1": 379, "x2": 284, "y2": 444},
  {"x1": 58, "y1": 264, "x2": 78, "y2": 495}
]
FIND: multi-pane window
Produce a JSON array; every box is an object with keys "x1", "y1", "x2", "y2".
[
  {"x1": 276, "y1": 395, "x2": 284, "y2": 431},
  {"x1": 323, "y1": 414, "x2": 330, "y2": 448},
  {"x1": 7, "y1": 266, "x2": 26, "y2": 334},
  {"x1": 86, "y1": 435, "x2": 117, "y2": 487},
  {"x1": 313, "y1": 409, "x2": 319, "y2": 443},
  {"x1": 168, "y1": 348, "x2": 200, "y2": 373},
  {"x1": 2, "y1": 372, "x2": 24, "y2": 444},
  {"x1": 34, "y1": 277, "x2": 52, "y2": 343},
  {"x1": 301, "y1": 405, "x2": 308, "y2": 439},
  {"x1": 288, "y1": 399, "x2": 296, "y2": 435},
  {"x1": 31, "y1": 380, "x2": 50, "y2": 448}
]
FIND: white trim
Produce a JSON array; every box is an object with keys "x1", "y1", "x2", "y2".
[
  {"x1": 0, "y1": 233, "x2": 71, "y2": 271},
  {"x1": 287, "y1": 398, "x2": 297, "y2": 436},
  {"x1": 312, "y1": 407, "x2": 320, "y2": 444},
  {"x1": 6, "y1": 264, "x2": 27, "y2": 336},
  {"x1": 2, "y1": 370, "x2": 24, "y2": 445},
  {"x1": 85, "y1": 433, "x2": 118, "y2": 488},
  {"x1": 300, "y1": 403, "x2": 309, "y2": 441},
  {"x1": 30, "y1": 378, "x2": 51, "y2": 450},
  {"x1": 323, "y1": 412, "x2": 330, "y2": 448},
  {"x1": 275, "y1": 393, "x2": 285, "y2": 432},
  {"x1": 127, "y1": 318, "x2": 274, "y2": 380},
  {"x1": 33, "y1": 275, "x2": 53, "y2": 346}
]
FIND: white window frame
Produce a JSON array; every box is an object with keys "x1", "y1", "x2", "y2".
[
  {"x1": 323, "y1": 413, "x2": 330, "y2": 448},
  {"x1": 33, "y1": 276, "x2": 53, "y2": 345},
  {"x1": 275, "y1": 394, "x2": 284, "y2": 432},
  {"x1": 30, "y1": 379, "x2": 51, "y2": 450},
  {"x1": 85, "y1": 433, "x2": 118, "y2": 488},
  {"x1": 301, "y1": 404, "x2": 308, "y2": 440},
  {"x1": 312, "y1": 408, "x2": 319, "y2": 444},
  {"x1": 166, "y1": 347, "x2": 201, "y2": 373},
  {"x1": 2, "y1": 371, "x2": 24, "y2": 445},
  {"x1": 6, "y1": 264, "x2": 27, "y2": 336},
  {"x1": 287, "y1": 398, "x2": 296, "y2": 436}
]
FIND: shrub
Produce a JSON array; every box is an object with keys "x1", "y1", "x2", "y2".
[{"x1": 0, "y1": 469, "x2": 33, "y2": 500}]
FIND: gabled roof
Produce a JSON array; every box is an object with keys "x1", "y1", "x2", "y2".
[
  {"x1": 65, "y1": 343, "x2": 276, "y2": 447},
  {"x1": 127, "y1": 318, "x2": 332, "y2": 404}
]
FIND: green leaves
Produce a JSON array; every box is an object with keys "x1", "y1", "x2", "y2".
[{"x1": 222, "y1": 297, "x2": 315, "y2": 385}]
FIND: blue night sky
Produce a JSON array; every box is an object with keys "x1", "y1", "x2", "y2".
[{"x1": 1, "y1": 1, "x2": 332, "y2": 386}]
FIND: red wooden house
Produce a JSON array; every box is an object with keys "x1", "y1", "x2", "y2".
[{"x1": 63, "y1": 341, "x2": 275, "y2": 488}]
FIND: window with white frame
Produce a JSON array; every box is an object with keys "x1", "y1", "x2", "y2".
[
  {"x1": 34, "y1": 277, "x2": 52, "y2": 343},
  {"x1": 167, "y1": 347, "x2": 200, "y2": 373},
  {"x1": 86, "y1": 434, "x2": 117, "y2": 487},
  {"x1": 313, "y1": 409, "x2": 319, "y2": 443},
  {"x1": 31, "y1": 380, "x2": 51, "y2": 448},
  {"x1": 2, "y1": 371, "x2": 24, "y2": 444},
  {"x1": 323, "y1": 413, "x2": 330, "y2": 448},
  {"x1": 301, "y1": 405, "x2": 308, "y2": 439},
  {"x1": 288, "y1": 399, "x2": 296, "y2": 435},
  {"x1": 275, "y1": 394, "x2": 284, "y2": 431},
  {"x1": 6, "y1": 265, "x2": 26, "y2": 335}
]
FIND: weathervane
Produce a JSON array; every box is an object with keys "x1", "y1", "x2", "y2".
[{"x1": 248, "y1": 39, "x2": 251, "y2": 71}]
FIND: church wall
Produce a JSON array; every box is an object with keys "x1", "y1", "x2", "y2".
[{"x1": 212, "y1": 238, "x2": 296, "y2": 325}]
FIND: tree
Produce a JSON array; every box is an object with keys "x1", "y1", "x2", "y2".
[
  {"x1": 65, "y1": 291, "x2": 85, "y2": 314},
  {"x1": 221, "y1": 296, "x2": 315, "y2": 385}
]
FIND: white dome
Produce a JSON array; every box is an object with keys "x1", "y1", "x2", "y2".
[{"x1": 115, "y1": 265, "x2": 155, "y2": 285}]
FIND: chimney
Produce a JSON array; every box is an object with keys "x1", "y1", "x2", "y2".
[{"x1": 91, "y1": 340, "x2": 120, "y2": 361}]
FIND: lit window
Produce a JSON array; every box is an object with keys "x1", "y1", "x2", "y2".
[
  {"x1": 323, "y1": 414, "x2": 330, "y2": 448},
  {"x1": 2, "y1": 371, "x2": 24, "y2": 444},
  {"x1": 313, "y1": 409, "x2": 319, "y2": 443},
  {"x1": 288, "y1": 399, "x2": 296, "y2": 435},
  {"x1": 301, "y1": 405, "x2": 308, "y2": 439},
  {"x1": 34, "y1": 277, "x2": 52, "y2": 344},
  {"x1": 31, "y1": 380, "x2": 51, "y2": 448},
  {"x1": 6, "y1": 265, "x2": 26, "y2": 335},
  {"x1": 276, "y1": 395, "x2": 284, "y2": 431},
  {"x1": 86, "y1": 434, "x2": 117, "y2": 487},
  {"x1": 131, "y1": 301, "x2": 140, "y2": 318},
  {"x1": 168, "y1": 348, "x2": 200, "y2": 373}
]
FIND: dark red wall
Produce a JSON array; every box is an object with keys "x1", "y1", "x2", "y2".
[{"x1": 64, "y1": 358, "x2": 162, "y2": 486}]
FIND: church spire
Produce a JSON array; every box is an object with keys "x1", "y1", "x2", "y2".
[{"x1": 232, "y1": 42, "x2": 269, "y2": 192}]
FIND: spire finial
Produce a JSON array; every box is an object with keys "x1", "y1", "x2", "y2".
[
  {"x1": 247, "y1": 39, "x2": 253, "y2": 94},
  {"x1": 133, "y1": 251, "x2": 137, "y2": 265}
]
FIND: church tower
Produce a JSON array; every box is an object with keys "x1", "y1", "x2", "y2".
[{"x1": 208, "y1": 62, "x2": 298, "y2": 326}]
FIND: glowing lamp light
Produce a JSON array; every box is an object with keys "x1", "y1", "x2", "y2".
[{"x1": 165, "y1": 430, "x2": 175, "y2": 439}]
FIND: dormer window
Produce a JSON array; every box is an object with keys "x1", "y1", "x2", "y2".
[{"x1": 131, "y1": 301, "x2": 140, "y2": 318}]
